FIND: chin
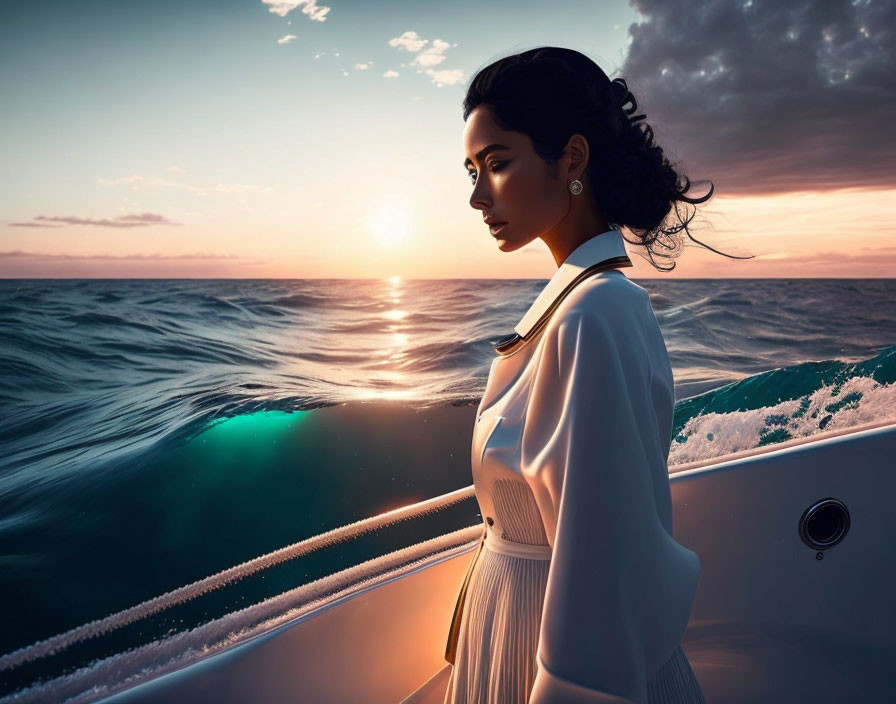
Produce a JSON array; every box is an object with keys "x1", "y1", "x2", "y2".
[{"x1": 496, "y1": 238, "x2": 524, "y2": 252}]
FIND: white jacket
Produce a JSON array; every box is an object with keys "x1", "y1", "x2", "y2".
[{"x1": 471, "y1": 228, "x2": 701, "y2": 704}]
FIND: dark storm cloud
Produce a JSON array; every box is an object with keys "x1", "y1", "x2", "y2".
[
  {"x1": 7, "y1": 213, "x2": 181, "y2": 228},
  {"x1": 619, "y1": 0, "x2": 895, "y2": 195}
]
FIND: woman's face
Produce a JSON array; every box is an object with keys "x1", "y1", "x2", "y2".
[{"x1": 463, "y1": 106, "x2": 573, "y2": 252}]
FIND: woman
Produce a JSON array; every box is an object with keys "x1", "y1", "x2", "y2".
[{"x1": 444, "y1": 47, "x2": 743, "y2": 704}]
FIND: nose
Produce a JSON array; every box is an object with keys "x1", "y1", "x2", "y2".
[{"x1": 469, "y1": 181, "x2": 491, "y2": 213}]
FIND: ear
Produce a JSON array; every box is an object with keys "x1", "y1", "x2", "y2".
[{"x1": 564, "y1": 134, "x2": 590, "y2": 179}]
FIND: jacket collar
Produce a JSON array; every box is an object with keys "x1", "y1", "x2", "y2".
[{"x1": 492, "y1": 228, "x2": 633, "y2": 357}]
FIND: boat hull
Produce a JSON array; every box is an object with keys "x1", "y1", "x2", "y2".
[{"x1": 95, "y1": 422, "x2": 896, "y2": 703}]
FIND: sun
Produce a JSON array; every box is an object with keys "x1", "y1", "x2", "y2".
[{"x1": 366, "y1": 199, "x2": 413, "y2": 247}]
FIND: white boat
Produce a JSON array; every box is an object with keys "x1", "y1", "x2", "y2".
[{"x1": 2, "y1": 418, "x2": 894, "y2": 704}]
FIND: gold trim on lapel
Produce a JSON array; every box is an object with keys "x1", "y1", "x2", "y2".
[
  {"x1": 491, "y1": 229, "x2": 633, "y2": 358},
  {"x1": 492, "y1": 255, "x2": 632, "y2": 357}
]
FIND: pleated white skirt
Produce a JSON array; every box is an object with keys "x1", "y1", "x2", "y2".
[{"x1": 443, "y1": 530, "x2": 706, "y2": 704}]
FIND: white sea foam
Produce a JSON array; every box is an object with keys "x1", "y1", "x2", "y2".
[{"x1": 669, "y1": 375, "x2": 896, "y2": 465}]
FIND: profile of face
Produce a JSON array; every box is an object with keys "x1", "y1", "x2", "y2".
[{"x1": 463, "y1": 105, "x2": 581, "y2": 253}]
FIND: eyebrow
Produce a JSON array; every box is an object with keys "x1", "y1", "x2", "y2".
[{"x1": 464, "y1": 143, "x2": 512, "y2": 169}]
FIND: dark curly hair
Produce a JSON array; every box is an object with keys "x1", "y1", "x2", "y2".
[{"x1": 462, "y1": 47, "x2": 752, "y2": 272}]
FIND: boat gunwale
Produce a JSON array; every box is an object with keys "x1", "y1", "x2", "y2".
[{"x1": 667, "y1": 419, "x2": 895, "y2": 476}]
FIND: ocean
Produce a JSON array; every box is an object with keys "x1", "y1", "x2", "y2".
[{"x1": 0, "y1": 277, "x2": 894, "y2": 698}]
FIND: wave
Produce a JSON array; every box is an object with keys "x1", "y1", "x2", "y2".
[{"x1": 670, "y1": 345, "x2": 896, "y2": 464}]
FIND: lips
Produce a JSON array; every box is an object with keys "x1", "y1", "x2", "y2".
[{"x1": 489, "y1": 222, "x2": 507, "y2": 236}]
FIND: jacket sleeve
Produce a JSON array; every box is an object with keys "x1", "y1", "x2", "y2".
[{"x1": 521, "y1": 308, "x2": 700, "y2": 704}]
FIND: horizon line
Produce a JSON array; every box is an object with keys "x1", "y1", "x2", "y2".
[{"x1": 2, "y1": 276, "x2": 894, "y2": 282}]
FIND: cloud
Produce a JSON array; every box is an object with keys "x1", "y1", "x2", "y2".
[
  {"x1": 8, "y1": 213, "x2": 181, "y2": 229},
  {"x1": 388, "y1": 31, "x2": 428, "y2": 53},
  {"x1": 859, "y1": 244, "x2": 896, "y2": 253},
  {"x1": 5, "y1": 221, "x2": 59, "y2": 229},
  {"x1": 383, "y1": 69, "x2": 399, "y2": 78},
  {"x1": 682, "y1": 244, "x2": 896, "y2": 277},
  {"x1": 619, "y1": 0, "x2": 896, "y2": 195},
  {"x1": 262, "y1": 0, "x2": 330, "y2": 21},
  {"x1": 412, "y1": 38, "x2": 451, "y2": 68},
  {"x1": 97, "y1": 174, "x2": 274, "y2": 196},
  {"x1": 388, "y1": 31, "x2": 464, "y2": 86},
  {"x1": 752, "y1": 247, "x2": 896, "y2": 267},
  {"x1": 0, "y1": 251, "x2": 241, "y2": 261},
  {"x1": 355, "y1": 62, "x2": 371, "y2": 70},
  {"x1": 424, "y1": 68, "x2": 465, "y2": 87},
  {"x1": 278, "y1": 34, "x2": 297, "y2": 44}
]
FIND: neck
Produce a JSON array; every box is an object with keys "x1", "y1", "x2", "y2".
[
  {"x1": 540, "y1": 204, "x2": 611, "y2": 267},
  {"x1": 542, "y1": 226, "x2": 613, "y2": 268}
]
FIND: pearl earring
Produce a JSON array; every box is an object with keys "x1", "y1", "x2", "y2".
[{"x1": 568, "y1": 179, "x2": 583, "y2": 195}]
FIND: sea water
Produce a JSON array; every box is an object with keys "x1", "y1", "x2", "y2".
[{"x1": 0, "y1": 277, "x2": 894, "y2": 698}]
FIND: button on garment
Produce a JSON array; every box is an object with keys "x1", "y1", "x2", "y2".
[{"x1": 443, "y1": 230, "x2": 705, "y2": 704}]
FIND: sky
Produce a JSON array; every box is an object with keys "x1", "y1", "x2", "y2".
[{"x1": 1, "y1": 0, "x2": 894, "y2": 278}]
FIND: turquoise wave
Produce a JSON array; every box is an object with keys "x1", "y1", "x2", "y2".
[{"x1": 671, "y1": 344, "x2": 896, "y2": 464}]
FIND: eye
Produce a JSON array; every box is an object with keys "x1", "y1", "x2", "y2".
[{"x1": 467, "y1": 161, "x2": 507, "y2": 185}]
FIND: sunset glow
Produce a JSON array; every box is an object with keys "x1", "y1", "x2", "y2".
[
  {"x1": 1, "y1": 1, "x2": 891, "y2": 278},
  {"x1": 366, "y1": 202, "x2": 414, "y2": 248}
]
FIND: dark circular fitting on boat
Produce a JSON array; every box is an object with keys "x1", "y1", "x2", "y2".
[
  {"x1": 799, "y1": 498, "x2": 850, "y2": 550},
  {"x1": 486, "y1": 516, "x2": 494, "y2": 526}
]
